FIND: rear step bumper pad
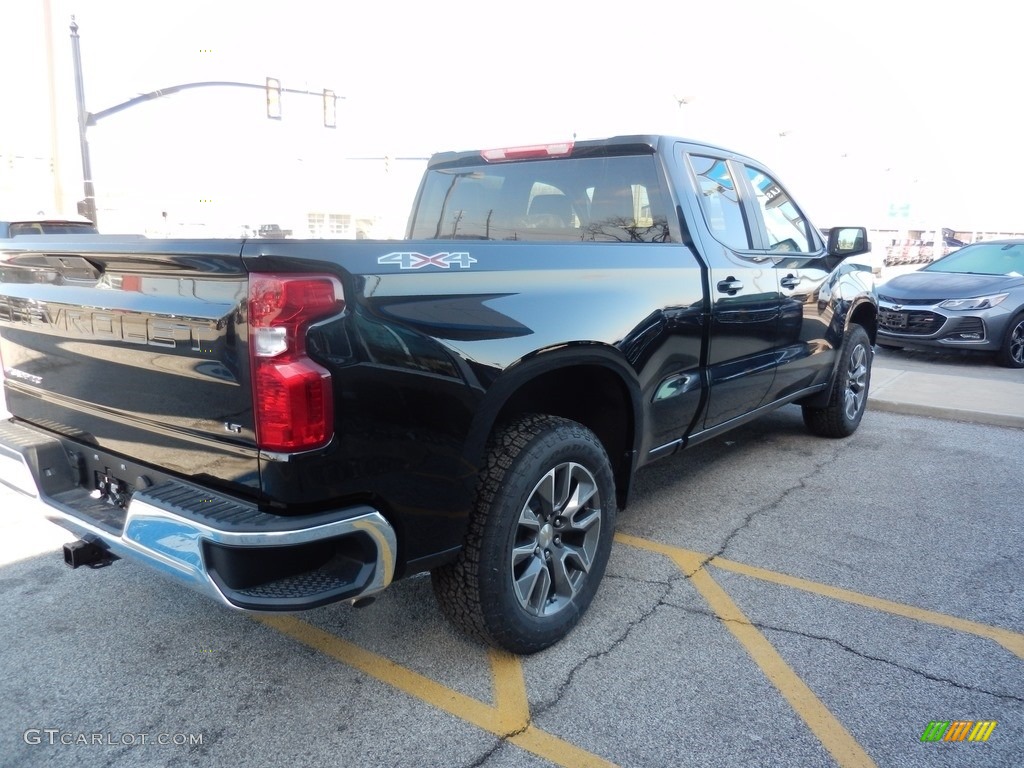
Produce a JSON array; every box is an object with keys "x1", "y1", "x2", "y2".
[{"x1": 0, "y1": 419, "x2": 397, "y2": 610}]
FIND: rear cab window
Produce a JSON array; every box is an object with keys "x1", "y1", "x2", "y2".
[
  {"x1": 4, "y1": 221, "x2": 99, "y2": 236},
  {"x1": 409, "y1": 152, "x2": 675, "y2": 243}
]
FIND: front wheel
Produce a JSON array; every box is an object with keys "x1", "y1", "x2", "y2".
[
  {"x1": 996, "y1": 313, "x2": 1024, "y2": 368},
  {"x1": 432, "y1": 414, "x2": 616, "y2": 654},
  {"x1": 803, "y1": 324, "x2": 872, "y2": 438}
]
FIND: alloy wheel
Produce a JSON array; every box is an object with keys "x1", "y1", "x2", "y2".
[
  {"x1": 510, "y1": 461, "x2": 602, "y2": 617},
  {"x1": 843, "y1": 343, "x2": 869, "y2": 421},
  {"x1": 1009, "y1": 320, "x2": 1024, "y2": 365}
]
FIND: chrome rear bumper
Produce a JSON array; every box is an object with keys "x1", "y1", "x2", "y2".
[{"x1": 0, "y1": 419, "x2": 396, "y2": 610}]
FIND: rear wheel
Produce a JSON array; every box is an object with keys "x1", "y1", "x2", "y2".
[
  {"x1": 432, "y1": 414, "x2": 616, "y2": 654},
  {"x1": 996, "y1": 313, "x2": 1024, "y2": 368},
  {"x1": 803, "y1": 324, "x2": 872, "y2": 438}
]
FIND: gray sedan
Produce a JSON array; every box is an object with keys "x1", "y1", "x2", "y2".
[{"x1": 876, "y1": 239, "x2": 1024, "y2": 367}]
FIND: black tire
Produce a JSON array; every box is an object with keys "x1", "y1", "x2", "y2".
[
  {"x1": 995, "y1": 313, "x2": 1024, "y2": 368},
  {"x1": 432, "y1": 414, "x2": 616, "y2": 654},
  {"x1": 802, "y1": 324, "x2": 872, "y2": 438}
]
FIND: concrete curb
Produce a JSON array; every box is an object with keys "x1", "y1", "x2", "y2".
[
  {"x1": 867, "y1": 365, "x2": 1024, "y2": 430},
  {"x1": 867, "y1": 398, "x2": 1024, "y2": 430}
]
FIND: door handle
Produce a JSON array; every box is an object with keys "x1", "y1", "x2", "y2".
[
  {"x1": 780, "y1": 274, "x2": 799, "y2": 289},
  {"x1": 716, "y1": 277, "x2": 743, "y2": 295}
]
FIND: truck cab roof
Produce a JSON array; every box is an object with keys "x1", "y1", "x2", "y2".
[{"x1": 426, "y1": 134, "x2": 741, "y2": 169}]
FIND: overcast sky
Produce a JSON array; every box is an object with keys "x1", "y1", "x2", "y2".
[{"x1": 2, "y1": 0, "x2": 1020, "y2": 232}]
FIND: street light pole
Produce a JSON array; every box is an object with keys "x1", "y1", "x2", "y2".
[
  {"x1": 69, "y1": 16, "x2": 98, "y2": 227},
  {"x1": 66, "y1": 18, "x2": 341, "y2": 232},
  {"x1": 43, "y1": 0, "x2": 65, "y2": 214}
]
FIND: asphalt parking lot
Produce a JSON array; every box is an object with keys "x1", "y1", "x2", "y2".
[{"x1": 1, "y1": 358, "x2": 1022, "y2": 768}]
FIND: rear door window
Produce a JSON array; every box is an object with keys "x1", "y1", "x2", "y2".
[{"x1": 687, "y1": 155, "x2": 751, "y2": 250}]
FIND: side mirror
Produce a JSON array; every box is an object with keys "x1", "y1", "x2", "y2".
[{"x1": 827, "y1": 226, "x2": 871, "y2": 258}]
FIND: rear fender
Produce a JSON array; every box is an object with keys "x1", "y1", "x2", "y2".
[{"x1": 463, "y1": 344, "x2": 642, "y2": 509}]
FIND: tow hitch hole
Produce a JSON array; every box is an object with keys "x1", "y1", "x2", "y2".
[{"x1": 63, "y1": 539, "x2": 118, "y2": 569}]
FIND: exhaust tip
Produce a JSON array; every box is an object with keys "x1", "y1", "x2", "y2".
[{"x1": 63, "y1": 540, "x2": 118, "y2": 569}]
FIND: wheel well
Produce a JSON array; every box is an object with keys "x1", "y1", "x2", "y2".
[
  {"x1": 495, "y1": 365, "x2": 636, "y2": 509},
  {"x1": 850, "y1": 302, "x2": 877, "y2": 344}
]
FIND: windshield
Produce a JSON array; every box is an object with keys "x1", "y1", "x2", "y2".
[{"x1": 924, "y1": 242, "x2": 1024, "y2": 276}]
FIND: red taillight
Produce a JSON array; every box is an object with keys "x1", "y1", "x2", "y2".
[
  {"x1": 248, "y1": 273, "x2": 344, "y2": 452},
  {"x1": 480, "y1": 142, "x2": 574, "y2": 162}
]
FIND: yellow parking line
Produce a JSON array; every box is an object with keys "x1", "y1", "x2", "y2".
[
  {"x1": 256, "y1": 615, "x2": 506, "y2": 728},
  {"x1": 256, "y1": 615, "x2": 617, "y2": 768},
  {"x1": 489, "y1": 649, "x2": 530, "y2": 723},
  {"x1": 486, "y1": 651, "x2": 615, "y2": 767},
  {"x1": 707, "y1": 556, "x2": 1024, "y2": 661},
  {"x1": 259, "y1": 526, "x2": 1017, "y2": 768},
  {"x1": 509, "y1": 726, "x2": 618, "y2": 768},
  {"x1": 615, "y1": 533, "x2": 1024, "y2": 659},
  {"x1": 617, "y1": 533, "x2": 877, "y2": 768}
]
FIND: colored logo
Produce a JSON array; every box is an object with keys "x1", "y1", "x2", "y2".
[
  {"x1": 920, "y1": 720, "x2": 997, "y2": 742},
  {"x1": 377, "y1": 251, "x2": 477, "y2": 270}
]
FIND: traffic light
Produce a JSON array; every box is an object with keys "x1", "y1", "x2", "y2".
[
  {"x1": 323, "y1": 89, "x2": 336, "y2": 129},
  {"x1": 76, "y1": 198, "x2": 96, "y2": 223},
  {"x1": 266, "y1": 77, "x2": 282, "y2": 120}
]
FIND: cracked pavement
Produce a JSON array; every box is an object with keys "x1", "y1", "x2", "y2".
[{"x1": 1, "y1": 407, "x2": 1022, "y2": 767}]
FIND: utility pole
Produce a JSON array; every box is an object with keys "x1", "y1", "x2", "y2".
[
  {"x1": 66, "y1": 17, "x2": 342, "y2": 232},
  {"x1": 44, "y1": 0, "x2": 64, "y2": 214},
  {"x1": 70, "y1": 17, "x2": 98, "y2": 226}
]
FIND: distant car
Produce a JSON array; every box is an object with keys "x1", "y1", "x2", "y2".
[
  {"x1": 0, "y1": 216, "x2": 98, "y2": 238},
  {"x1": 876, "y1": 239, "x2": 1024, "y2": 367},
  {"x1": 257, "y1": 224, "x2": 292, "y2": 238}
]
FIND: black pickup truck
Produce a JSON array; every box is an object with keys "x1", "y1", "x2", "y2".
[{"x1": 0, "y1": 135, "x2": 875, "y2": 653}]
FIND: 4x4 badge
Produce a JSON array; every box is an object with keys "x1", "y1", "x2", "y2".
[{"x1": 377, "y1": 251, "x2": 476, "y2": 270}]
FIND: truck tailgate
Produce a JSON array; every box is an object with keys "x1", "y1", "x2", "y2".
[{"x1": 0, "y1": 240, "x2": 258, "y2": 495}]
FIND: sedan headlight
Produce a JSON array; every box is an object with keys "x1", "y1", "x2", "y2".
[{"x1": 938, "y1": 293, "x2": 1008, "y2": 311}]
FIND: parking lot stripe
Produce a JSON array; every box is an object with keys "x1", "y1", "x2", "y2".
[
  {"x1": 256, "y1": 615, "x2": 618, "y2": 768},
  {"x1": 617, "y1": 533, "x2": 877, "y2": 768},
  {"x1": 706, "y1": 555, "x2": 1024, "y2": 660},
  {"x1": 509, "y1": 726, "x2": 618, "y2": 767},
  {"x1": 489, "y1": 649, "x2": 530, "y2": 723}
]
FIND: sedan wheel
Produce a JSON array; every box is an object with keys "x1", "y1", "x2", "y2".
[{"x1": 997, "y1": 313, "x2": 1024, "y2": 368}]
